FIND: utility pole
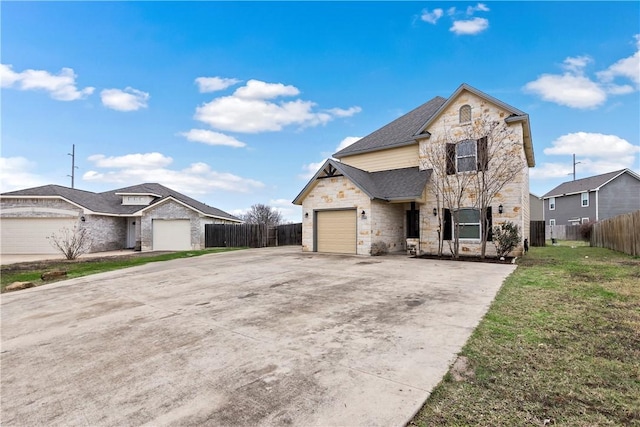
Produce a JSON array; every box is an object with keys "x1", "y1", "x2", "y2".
[
  {"x1": 572, "y1": 153, "x2": 581, "y2": 181},
  {"x1": 68, "y1": 144, "x2": 78, "y2": 188}
]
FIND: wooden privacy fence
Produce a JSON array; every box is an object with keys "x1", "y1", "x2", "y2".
[
  {"x1": 546, "y1": 224, "x2": 582, "y2": 241},
  {"x1": 529, "y1": 220, "x2": 546, "y2": 247},
  {"x1": 205, "y1": 223, "x2": 302, "y2": 248},
  {"x1": 591, "y1": 210, "x2": 640, "y2": 256}
]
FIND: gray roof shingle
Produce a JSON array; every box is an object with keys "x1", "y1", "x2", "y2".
[
  {"x1": 1, "y1": 183, "x2": 240, "y2": 221},
  {"x1": 293, "y1": 159, "x2": 430, "y2": 204},
  {"x1": 542, "y1": 169, "x2": 631, "y2": 198},
  {"x1": 333, "y1": 96, "x2": 447, "y2": 158}
]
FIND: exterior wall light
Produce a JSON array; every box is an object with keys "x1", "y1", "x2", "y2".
[
  {"x1": 433, "y1": 208, "x2": 437, "y2": 216},
  {"x1": 305, "y1": 212, "x2": 309, "y2": 218},
  {"x1": 361, "y1": 210, "x2": 366, "y2": 219},
  {"x1": 80, "y1": 216, "x2": 86, "y2": 222},
  {"x1": 498, "y1": 204, "x2": 504, "y2": 214}
]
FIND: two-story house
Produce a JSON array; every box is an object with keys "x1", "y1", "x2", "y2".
[
  {"x1": 542, "y1": 169, "x2": 640, "y2": 226},
  {"x1": 293, "y1": 83, "x2": 535, "y2": 256}
]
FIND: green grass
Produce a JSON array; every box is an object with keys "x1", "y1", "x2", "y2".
[
  {"x1": 411, "y1": 244, "x2": 640, "y2": 426},
  {"x1": 1, "y1": 247, "x2": 246, "y2": 292}
]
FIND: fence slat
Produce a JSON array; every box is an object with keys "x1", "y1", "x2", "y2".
[
  {"x1": 205, "y1": 223, "x2": 302, "y2": 248},
  {"x1": 590, "y1": 210, "x2": 640, "y2": 256}
]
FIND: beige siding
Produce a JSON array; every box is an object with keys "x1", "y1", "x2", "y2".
[
  {"x1": 316, "y1": 210, "x2": 356, "y2": 254},
  {"x1": 340, "y1": 144, "x2": 419, "y2": 172}
]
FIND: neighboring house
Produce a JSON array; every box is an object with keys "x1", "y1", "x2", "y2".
[
  {"x1": 293, "y1": 83, "x2": 535, "y2": 256},
  {"x1": 0, "y1": 183, "x2": 241, "y2": 255},
  {"x1": 529, "y1": 193, "x2": 544, "y2": 221},
  {"x1": 542, "y1": 169, "x2": 640, "y2": 226}
]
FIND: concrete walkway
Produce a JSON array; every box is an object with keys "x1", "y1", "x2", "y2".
[{"x1": 1, "y1": 247, "x2": 516, "y2": 426}]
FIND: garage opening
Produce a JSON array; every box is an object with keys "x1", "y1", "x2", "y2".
[
  {"x1": 315, "y1": 209, "x2": 356, "y2": 254},
  {"x1": 1, "y1": 218, "x2": 77, "y2": 254},
  {"x1": 152, "y1": 219, "x2": 191, "y2": 251}
]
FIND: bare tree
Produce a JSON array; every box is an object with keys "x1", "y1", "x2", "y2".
[
  {"x1": 240, "y1": 204, "x2": 283, "y2": 227},
  {"x1": 48, "y1": 225, "x2": 92, "y2": 260},
  {"x1": 420, "y1": 111, "x2": 524, "y2": 258}
]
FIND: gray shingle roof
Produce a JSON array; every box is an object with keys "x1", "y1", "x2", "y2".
[
  {"x1": 333, "y1": 96, "x2": 447, "y2": 158},
  {"x1": 1, "y1": 183, "x2": 241, "y2": 221},
  {"x1": 293, "y1": 159, "x2": 430, "y2": 204},
  {"x1": 542, "y1": 169, "x2": 632, "y2": 198}
]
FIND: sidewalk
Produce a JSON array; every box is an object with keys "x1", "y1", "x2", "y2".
[{"x1": 1, "y1": 249, "x2": 139, "y2": 265}]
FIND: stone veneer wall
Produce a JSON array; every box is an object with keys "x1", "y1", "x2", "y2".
[
  {"x1": 370, "y1": 200, "x2": 405, "y2": 252},
  {"x1": 140, "y1": 200, "x2": 201, "y2": 251},
  {"x1": 417, "y1": 90, "x2": 530, "y2": 257},
  {"x1": 84, "y1": 215, "x2": 127, "y2": 252},
  {"x1": 301, "y1": 176, "x2": 372, "y2": 255}
]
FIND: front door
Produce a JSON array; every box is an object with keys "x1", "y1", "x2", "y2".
[{"x1": 126, "y1": 218, "x2": 137, "y2": 248}]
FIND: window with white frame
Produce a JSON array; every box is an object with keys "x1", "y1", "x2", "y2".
[
  {"x1": 549, "y1": 219, "x2": 556, "y2": 226},
  {"x1": 581, "y1": 192, "x2": 589, "y2": 207},
  {"x1": 581, "y1": 217, "x2": 589, "y2": 224},
  {"x1": 549, "y1": 197, "x2": 556, "y2": 210},
  {"x1": 456, "y1": 139, "x2": 477, "y2": 173},
  {"x1": 455, "y1": 208, "x2": 481, "y2": 239}
]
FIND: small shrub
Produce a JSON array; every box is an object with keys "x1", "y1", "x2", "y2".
[
  {"x1": 492, "y1": 222, "x2": 520, "y2": 258},
  {"x1": 579, "y1": 221, "x2": 595, "y2": 241},
  {"x1": 48, "y1": 226, "x2": 92, "y2": 260},
  {"x1": 370, "y1": 241, "x2": 388, "y2": 256}
]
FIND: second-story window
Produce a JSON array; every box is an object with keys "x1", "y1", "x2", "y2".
[
  {"x1": 581, "y1": 192, "x2": 589, "y2": 207},
  {"x1": 549, "y1": 197, "x2": 556, "y2": 210},
  {"x1": 457, "y1": 139, "x2": 477, "y2": 172},
  {"x1": 446, "y1": 137, "x2": 488, "y2": 174},
  {"x1": 459, "y1": 105, "x2": 471, "y2": 124}
]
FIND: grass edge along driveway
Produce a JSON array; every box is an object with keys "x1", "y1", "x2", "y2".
[
  {"x1": 411, "y1": 242, "x2": 640, "y2": 426},
  {"x1": 1, "y1": 247, "x2": 246, "y2": 292}
]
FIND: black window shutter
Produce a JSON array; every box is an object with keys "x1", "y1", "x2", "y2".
[
  {"x1": 446, "y1": 143, "x2": 456, "y2": 175},
  {"x1": 443, "y1": 208, "x2": 452, "y2": 240},
  {"x1": 486, "y1": 206, "x2": 493, "y2": 241},
  {"x1": 477, "y1": 136, "x2": 488, "y2": 171}
]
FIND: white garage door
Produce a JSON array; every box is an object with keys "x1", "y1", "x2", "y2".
[
  {"x1": 152, "y1": 219, "x2": 191, "y2": 251},
  {"x1": 316, "y1": 210, "x2": 356, "y2": 254},
  {"x1": 1, "y1": 218, "x2": 78, "y2": 254}
]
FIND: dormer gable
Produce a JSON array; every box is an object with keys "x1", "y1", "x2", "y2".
[{"x1": 115, "y1": 192, "x2": 161, "y2": 206}]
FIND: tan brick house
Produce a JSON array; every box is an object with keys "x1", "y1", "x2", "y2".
[{"x1": 293, "y1": 83, "x2": 535, "y2": 256}]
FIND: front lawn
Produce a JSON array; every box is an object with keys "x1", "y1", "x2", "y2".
[
  {"x1": 411, "y1": 243, "x2": 640, "y2": 425},
  {"x1": 1, "y1": 247, "x2": 246, "y2": 292}
]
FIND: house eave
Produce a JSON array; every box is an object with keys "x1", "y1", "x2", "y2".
[
  {"x1": 139, "y1": 196, "x2": 241, "y2": 222},
  {"x1": 332, "y1": 140, "x2": 418, "y2": 159}
]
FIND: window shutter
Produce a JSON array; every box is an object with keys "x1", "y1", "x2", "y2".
[
  {"x1": 446, "y1": 143, "x2": 456, "y2": 175},
  {"x1": 443, "y1": 208, "x2": 452, "y2": 240},
  {"x1": 486, "y1": 206, "x2": 493, "y2": 241},
  {"x1": 477, "y1": 136, "x2": 488, "y2": 171}
]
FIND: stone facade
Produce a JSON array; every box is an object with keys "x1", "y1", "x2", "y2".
[{"x1": 84, "y1": 215, "x2": 127, "y2": 252}]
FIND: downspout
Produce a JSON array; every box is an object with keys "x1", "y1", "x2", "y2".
[{"x1": 595, "y1": 189, "x2": 599, "y2": 221}]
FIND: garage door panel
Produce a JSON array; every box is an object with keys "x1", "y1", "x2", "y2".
[
  {"x1": 1, "y1": 218, "x2": 78, "y2": 254},
  {"x1": 152, "y1": 219, "x2": 191, "y2": 251},
  {"x1": 316, "y1": 210, "x2": 356, "y2": 254}
]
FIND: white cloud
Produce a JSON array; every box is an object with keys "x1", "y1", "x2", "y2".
[
  {"x1": 180, "y1": 129, "x2": 246, "y2": 148},
  {"x1": 467, "y1": 3, "x2": 489, "y2": 14},
  {"x1": 524, "y1": 72, "x2": 607, "y2": 109},
  {"x1": 597, "y1": 34, "x2": 640, "y2": 87},
  {"x1": 335, "y1": 136, "x2": 362, "y2": 152},
  {"x1": 194, "y1": 79, "x2": 361, "y2": 133},
  {"x1": 525, "y1": 35, "x2": 640, "y2": 108},
  {"x1": 450, "y1": 17, "x2": 489, "y2": 35},
  {"x1": 421, "y1": 8, "x2": 443, "y2": 24},
  {"x1": 195, "y1": 76, "x2": 241, "y2": 93},
  {"x1": 84, "y1": 153, "x2": 264, "y2": 194},
  {"x1": 101, "y1": 87, "x2": 149, "y2": 111},
  {"x1": 87, "y1": 152, "x2": 173, "y2": 169},
  {"x1": 299, "y1": 160, "x2": 326, "y2": 180},
  {"x1": 326, "y1": 106, "x2": 362, "y2": 117},
  {"x1": 269, "y1": 198, "x2": 301, "y2": 223},
  {"x1": 233, "y1": 79, "x2": 300, "y2": 99},
  {"x1": 0, "y1": 64, "x2": 94, "y2": 101},
  {"x1": 531, "y1": 132, "x2": 640, "y2": 180},
  {"x1": 0, "y1": 157, "x2": 48, "y2": 192}
]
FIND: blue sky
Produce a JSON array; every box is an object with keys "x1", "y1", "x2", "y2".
[{"x1": 2, "y1": 1, "x2": 639, "y2": 222}]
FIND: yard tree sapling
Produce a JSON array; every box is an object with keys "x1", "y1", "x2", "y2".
[{"x1": 48, "y1": 225, "x2": 92, "y2": 260}]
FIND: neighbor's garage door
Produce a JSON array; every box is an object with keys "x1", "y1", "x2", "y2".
[
  {"x1": 316, "y1": 210, "x2": 356, "y2": 254},
  {"x1": 152, "y1": 219, "x2": 191, "y2": 251},
  {"x1": 1, "y1": 218, "x2": 77, "y2": 254}
]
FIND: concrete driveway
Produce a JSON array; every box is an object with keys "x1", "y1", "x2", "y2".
[{"x1": 1, "y1": 247, "x2": 515, "y2": 426}]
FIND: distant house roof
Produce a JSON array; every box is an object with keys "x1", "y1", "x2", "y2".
[
  {"x1": 293, "y1": 159, "x2": 430, "y2": 204},
  {"x1": 333, "y1": 83, "x2": 534, "y2": 167},
  {"x1": 542, "y1": 169, "x2": 640, "y2": 198},
  {"x1": 1, "y1": 183, "x2": 241, "y2": 221}
]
